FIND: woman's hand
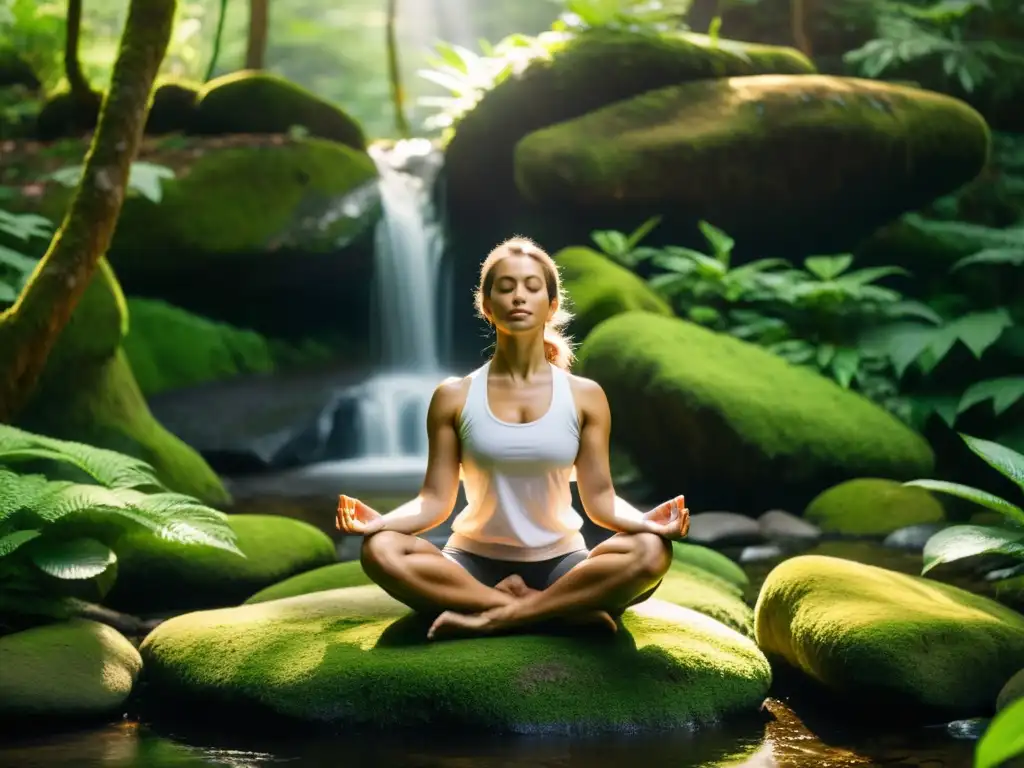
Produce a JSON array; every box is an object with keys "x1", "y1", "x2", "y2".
[
  {"x1": 642, "y1": 495, "x2": 690, "y2": 540},
  {"x1": 337, "y1": 495, "x2": 385, "y2": 535}
]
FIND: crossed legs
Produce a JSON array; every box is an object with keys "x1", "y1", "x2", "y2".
[{"x1": 360, "y1": 531, "x2": 673, "y2": 641}]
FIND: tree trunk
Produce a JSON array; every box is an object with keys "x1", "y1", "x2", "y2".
[
  {"x1": 0, "y1": 0, "x2": 176, "y2": 424},
  {"x1": 204, "y1": 0, "x2": 229, "y2": 82},
  {"x1": 791, "y1": 0, "x2": 813, "y2": 57},
  {"x1": 386, "y1": 0, "x2": 410, "y2": 138},
  {"x1": 245, "y1": 0, "x2": 269, "y2": 70},
  {"x1": 64, "y1": 0, "x2": 92, "y2": 99}
]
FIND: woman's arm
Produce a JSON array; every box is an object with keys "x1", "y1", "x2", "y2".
[
  {"x1": 572, "y1": 378, "x2": 653, "y2": 535},
  {"x1": 374, "y1": 378, "x2": 463, "y2": 536}
]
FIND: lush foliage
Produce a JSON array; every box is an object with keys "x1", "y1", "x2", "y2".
[
  {"x1": 976, "y1": 695, "x2": 1024, "y2": 768},
  {"x1": 845, "y1": 0, "x2": 1024, "y2": 96},
  {"x1": 0, "y1": 424, "x2": 240, "y2": 628},
  {"x1": 906, "y1": 434, "x2": 1024, "y2": 575}
]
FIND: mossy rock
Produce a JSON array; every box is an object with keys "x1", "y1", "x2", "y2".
[
  {"x1": 17, "y1": 262, "x2": 228, "y2": 505},
  {"x1": 0, "y1": 619, "x2": 141, "y2": 718},
  {"x1": 445, "y1": 28, "x2": 814, "y2": 221},
  {"x1": 672, "y1": 541, "x2": 750, "y2": 590},
  {"x1": 575, "y1": 313, "x2": 935, "y2": 512},
  {"x1": 754, "y1": 555, "x2": 1024, "y2": 717},
  {"x1": 515, "y1": 76, "x2": 990, "y2": 254},
  {"x1": 193, "y1": 71, "x2": 366, "y2": 150},
  {"x1": 997, "y1": 668, "x2": 1024, "y2": 712},
  {"x1": 123, "y1": 298, "x2": 276, "y2": 395},
  {"x1": 556, "y1": 246, "x2": 673, "y2": 340},
  {"x1": 246, "y1": 557, "x2": 755, "y2": 636},
  {"x1": 104, "y1": 514, "x2": 337, "y2": 614},
  {"x1": 803, "y1": 478, "x2": 946, "y2": 536},
  {"x1": 146, "y1": 80, "x2": 200, "y2": 135},
  {"x1": 0, "y1": 46, "x2": 40, "y2": 89},
  {"x1": 140, "y1": 584, "x2": 771, "y2": 732},
  {"x1": 35, "y1": 88, "x2": 103, "y2": 141}
]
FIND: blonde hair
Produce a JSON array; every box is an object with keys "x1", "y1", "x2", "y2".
[{"x1": 474, "y1": 236, "x2": 575, "y2": 369}]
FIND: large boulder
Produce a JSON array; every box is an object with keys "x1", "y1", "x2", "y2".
[
  {"x1": 193, "y1": 71, "x2": 366, "y2": 150},
  {"x1": 103, "y1": 514, "x2": 337, "y2": 614},
  {"x1": 17, "y1": 260, "x2": 229, "y2": 505},
  {"x1": 556, "y1": 246, "x2": 673, "y2": 340},
  {"x1": 140, "y1": 584, "x2": 771, "y2": 732},
  {"x1": 575, "y1": 313, "x2": 935, "y2": 512},
  {"x1": 0, "y1": 620, "x2": 141, "y2": 719},
  {"x1": 515, "y1": 75, "x2": 990, "y2": 256},
  {"x1": 804, "y1": 478, "x2": 946, "y2": 536},
  {"x1": 754, "y1": 555, "x2": 1024, "y2": 717}
]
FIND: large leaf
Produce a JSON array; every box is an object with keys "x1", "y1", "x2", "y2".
[
  {"x1": 804, "y1": 255, "x2": 853, "y2": 280},
  {"x1": 29, "y1": 537, "x2": 117, "y2": 580},
  {"x1": 904, "y1": 479, "x2": 1024, "y2": 525},
  {"x1": 951, "y1": 247, "x2": 1024, "y2": 272},
  {"x1": 958, "y1": 378, "x2": 1024, "y2": 417},
  {"x1": 921, "y1": 525, "x2": 1024, "y2": 573},
  {"x1": 0, "y1": 425, "x2": 166, "y2": 490},
  {"x1": 961, "y1": 433, "x2": 1024, "y2": 493},
  {"x1": 0, "y1": 470, "x2": 52, "y2": 526},
  {"x1": 941, "y1": 309, "x2": 1013, "y2": 358},
  {"x1": 0, "y1": 529, "x2": 41, "y2": 557},
  {"x1": 975, "y1": 696, "x2": 1024, "y2": 768}
]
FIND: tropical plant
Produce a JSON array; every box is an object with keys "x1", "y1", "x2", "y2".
[
  {"x1": 0, "y1": 424, "x2": 241, "y2": 630},
  {"x1": 0, "y1": 209, "x2": 52, "y2": 305},
  {"x1": 976, "y1": 696, "x2": 1024, "y2": 768},
  {"x1": 906, "y1": 433, "x2": 1024, "y2": 575},
  {"x1": 590, "y1": 215, "x2": 663, "y2": 268}
]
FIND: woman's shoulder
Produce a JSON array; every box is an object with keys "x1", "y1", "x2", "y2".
[{"x1": 564, "y1": 371, "x2": 609, "y2": 409}]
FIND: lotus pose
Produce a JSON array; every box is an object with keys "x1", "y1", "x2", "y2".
[{"x1": 337, "y1": 237, "x2": 689, "y2": 641}]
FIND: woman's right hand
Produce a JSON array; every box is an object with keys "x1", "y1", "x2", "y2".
[{"x1": 336, "y1": 495, "x2": 385, "y2": 535}]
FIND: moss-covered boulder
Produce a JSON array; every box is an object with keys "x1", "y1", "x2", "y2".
[
  {"x1": 997, "y1": 668, "x2": 1024, "y2": 712},
  {"x1": 140, "y1": 584, "x2": 771, "y2": 731},
  {"x1": 35, "y1": 88, "x2": 103, "y2": 141},
  {"x1": 104, "y1": 514, "x2": 337, "y2": 613},
  {"x1": 672, "y1": 541, "x2": 750, "y2": 590},
  {"x1": 556, "y1": 246, "x2": 673, "y2": 340},
  {"x1": 17, "y1": 260, "x2": 228, "y2": 504},
  {"x1": 0, "y1": 46, "x2": 40, "y2": 89},
  {"x1": 246, "y1": 556, "x2": 755, "y2": 636},
  {"x1": 804, "y1": 478, "x2": 946, "y2": 536},
  {"x1": 755, "y1": 555, "x2": 1024, "y2": 717},
  {"x1": 516, "y1": 76, "x2": 990, "y2": 254},
  {"x1": 576, "y1": 312, "x2": 934, "y2": 512},
  {"x1": 193, "y1": 71, "x2": 366, "y2": 150},
  {"x1": 145, "y1": 80, "x2": 200, "y2": 135},
  {"x1": 445, "y1": 28, "x2": 813, "y2": 222},
  {"x1": 0, "y1": 620, "x2": 141, "y2": 718}
]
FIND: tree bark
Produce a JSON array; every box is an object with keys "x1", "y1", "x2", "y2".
[
  {"x1": 245, "y1": 0, "x2": 269, "y2": 70},
  {"x1": 0, "y1": 0, "x2": 177, "y2": 423},
  {"x1": 791, "y1": 0, "x2": 813, "y2": 57},
  {"x1": 64, "y1": 0, "x2": 92, "y2": 99},
  {"x1": 386, "y1": 0, "x2": 411, "y2": 138}
]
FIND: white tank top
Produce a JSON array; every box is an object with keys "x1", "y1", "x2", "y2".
[{"x1": 446, "y1": 361, "x2": 586, "y2": 561}]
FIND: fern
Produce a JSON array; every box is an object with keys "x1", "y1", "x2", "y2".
[{"x1": 0, "y1": 424, "x2": 167, "y2": 490}]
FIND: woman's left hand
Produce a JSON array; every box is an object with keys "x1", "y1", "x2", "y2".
[{"x1": 642, "y1": 495, "x2": 690, "y2": 540}]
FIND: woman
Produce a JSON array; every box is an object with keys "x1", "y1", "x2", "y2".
[{"x1": 337, "y1": 237, "x2": 689, "y2": 641}]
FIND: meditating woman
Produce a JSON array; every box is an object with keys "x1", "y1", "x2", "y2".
[{"x1": 336, "y1": 236, "x2": 689, "y2": 641}]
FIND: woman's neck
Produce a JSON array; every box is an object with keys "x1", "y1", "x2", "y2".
[{"x1": 491, "y1": 332, "x2": 548, "y2": 381}]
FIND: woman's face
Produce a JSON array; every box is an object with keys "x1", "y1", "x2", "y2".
[{"x1": 484, "y1": 253, "x2": 555, "y2": 334}]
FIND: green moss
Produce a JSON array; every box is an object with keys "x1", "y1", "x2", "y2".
[
  {"x1": 245, "y1": 560, "x2": 373, "y2": 604},
  {"x1": 140, "y1": 585, "x2": 771, "y2": 731},
  {"x1": 123, "y1": 298, "x2": 276, "y2": 395},
  {"x1": 445, "y1": 28, "x2": 814, "y2": 216},
  {"x1": 0, "y1": 619, "x2": 141, "y2": 717},
  {"x1": 575, "y1": 312, "x2": 935, "y2": 512},
  {"x1": 34, "y1": 88, "x2": 102, "y2": 141},
  {"x1": 803, "y1": 478, "x2": 946, "y2": 535},
  {"x1": 193, "y1": 71, "x2": 366, "y2": 150},
  {"x1": 17, "y1": 263, "x2": 228, "y2": 505},
  {"x1": 0, "y1": 46, "x2": 40, "y2": 89},
  {"x1": 555, "y1": 246, "x2": 673, "y2": 340},
  {"x1": 754, "y1": 554, "x2": 1024, "y2": 716},
  {"x1": 146, "y1": 79, "x2": 199, "y2": 135},
  {"x1": 997, "y1": 668, "x2": 1024, "y2": 712},
  {"x1": 104, "y1": 514, "x2": 337, "y2": 614},
  {"x1": 672, "y1": 542, "x2": 750, "y2": 590},
  {"x1": 515, "y1": 75, "x2": 990, "y2": 223}
]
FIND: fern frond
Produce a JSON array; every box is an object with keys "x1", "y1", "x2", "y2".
[
  {"x1": 0, "y1": 529, "x2": 41, "y2": 558},
  {"x1": 0, "y1": 470, "x2": 55, "y2": 526},
  {"x1": 0, "y1": 425, "x2": 167, "y2": 490}
]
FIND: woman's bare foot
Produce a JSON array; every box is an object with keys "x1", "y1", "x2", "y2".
[
  {"x1": 493, "y1": 574, "x2": 535, "y2": 598},
  {"x1": 426, "y1": 604, "x2": 619, "y2": 641}
]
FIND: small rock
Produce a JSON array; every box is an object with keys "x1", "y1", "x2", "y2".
[
  {"x1": 758, "y1": 509, "x2": 821, "y2": 541},
  {"x1": 740, "y1": 544, "x2": 786, "y2": 563},
  {"x1": 997, "y1": 668, "x2": 1024, "y2": 712},
  {"x1": 688, "y1": 511, "x2": 765, "y2": 547},
  {"x1": 945, "y1": 718, "x2": 989, "y2": 740},
  {"x1": 883, "y1": 523, "x2": 947, "y2": 552}
]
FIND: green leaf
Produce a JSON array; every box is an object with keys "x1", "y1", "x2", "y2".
[
  {"x1": 961, "y1": 434, "x2": 1024, "y2": 493},
  {"x1": 697, "y1": 221, "x2": 734, "y2": 262},
  {"x1": 886, "y1": 300, "x2": 943, "y2": 325},
  {"x1": 975, "y1": 692, "x2": 1024, "y2": 768},
  {"x1": 591, "y1": 230, "x2": 629, "y2": 258},
  {"x1": 921, "y1": 525, "x2": 1024, "y2": 574},
  {"x1": 30, "y1": 537, "x2": 117, "y2": 580},
  {"x1": 624, "y1": 216, "x2": 661, "y2": 250},
  {"x1": 125, "y1": 162, "x2": 175, "y2": 204},
  {"x1": 830, "y1": 347, "x2": 862, "y2": 389},
  {"x1": 905, "y1": 479, "x2": 1024, "y2": 526},
  {"x1": 0, "y1": 243, "x2": 38, "y2": 273},
  {"x1": 958, "y1": 378, "x2": 1024, "y2": 417},
  {"x1": 943, "y1": 309, "x2": 1013, "y2": 358},
  {"x1": 0, "y1": 529, "x2": 41, "y2": 557},
  {"x1": 951, "y1": 247, "x2": 1024, "y2": 272},
  {"x1": 835, "y1": 265, "x2": 911, "y2": 287},
  {"x1": 804, "y1": 255, "x2": 853, "y2": 280}
]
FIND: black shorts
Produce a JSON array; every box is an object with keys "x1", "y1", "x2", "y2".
[{"x1": 441, "y1": 546, "x2": 589, "y2": 591}]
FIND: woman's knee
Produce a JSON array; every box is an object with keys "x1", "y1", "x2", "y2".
[
  {"x1": 360, "y1": 530, "x2": 408, "y2": 574},
  {"x1": 630, "y1": 532, "x2": 673, "y2": 580}
]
